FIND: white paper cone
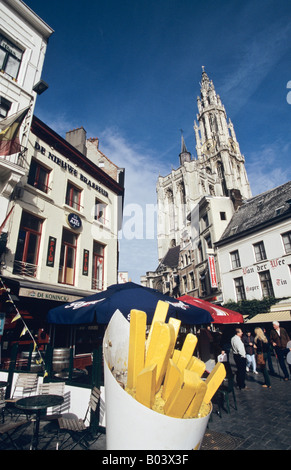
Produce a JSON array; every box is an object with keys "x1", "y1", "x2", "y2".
[{"x1": 103, "y1": 310, "x2": 211, "y2": 450}]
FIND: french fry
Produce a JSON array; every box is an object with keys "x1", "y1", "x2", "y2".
[
  {"x1": 176, "y1": 333, "x2": 198, "y2": 371},
  {"x1": 146, "y1": 301, "x2": 169, "y2": 352},
  {"x1": 184, "y1": 375, "x2": 207, "y2": 418},
  {"x1": 168, "y1": 317, "x2": 181, "y2": 344},
  {"x1": 187, "y1": 356, "x2": 206, "y2": 377},
  {"x1": 136, "y1": 364, "x2": 157, "y2": 409},
  {"x1": 145, "y1": 321, "x2": 176, "y2": 392},
  {"x1": 164, "y1": 369, "x2": 199, "y2": 418},
  {"x1": 171, "y1": 349, "x2": 181, "y2": 364},
  {"x1": 126, "y1": 309, "x2": 147, "y2": 389},
  {"x1": 203, "y1": 362, "x2": 226, "y2": 404},
  {"x1": 162, "y1": 358, "x2": 181, "y2": 401}
]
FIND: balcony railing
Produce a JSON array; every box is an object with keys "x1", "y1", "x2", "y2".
[
  {"x1": 13, "y1": 260, "x2": 38, "y2": 278},
  {"x1": 92, "y1": 278, "x2": 103, "y2": 291}
]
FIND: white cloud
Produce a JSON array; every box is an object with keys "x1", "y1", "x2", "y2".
[
  {"x1": 246, "y1": 141, "x2": 291, "y2": 196},
  {"x1": 98, "y1": 128, "x2": 169, "y2": 282}
]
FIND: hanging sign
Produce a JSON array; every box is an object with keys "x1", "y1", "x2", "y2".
[
  {"x1": 208, "y1": 255, "x2": 218, "y2": 288},
  {"x1": 83, "y1": 249, "x2": 89, "y2": 276},
  {"x1": 67, "y1": 212, "x2": 82, "y2": 229},
  {"x1": 46, "y1": 236, "x2": 56, "y2": 267}
]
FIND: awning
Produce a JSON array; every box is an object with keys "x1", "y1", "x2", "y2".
[{"x1": 244, "y1": 310, "x2": 291, "y2": 324}]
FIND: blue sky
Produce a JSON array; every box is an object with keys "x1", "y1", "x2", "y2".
[{"x1": 25, "y1": 0, "x2": 291, "y2": 283}]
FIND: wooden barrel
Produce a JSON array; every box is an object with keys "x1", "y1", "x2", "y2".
[{"x1": 52, "y1": 348, "x2": 70, "y2": 372}]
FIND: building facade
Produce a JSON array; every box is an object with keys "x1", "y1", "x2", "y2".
[
  {"x1": 0, "y1": 0, "x2": 53, "y2": 225},
  {"x1": 216, "y1": 181, "x2": 291, "y2": 303},
  {"x1": 144, "y1": 68, "x2": 252, "y2": 301}
]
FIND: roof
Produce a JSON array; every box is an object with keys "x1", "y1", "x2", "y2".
[
  {"x1": 216, "y1": 181, "x2": 291, "y2": 246},
  {"x1": 244, "y1": 310, "x2": 291, "y2": 324},
  {"x1": 156, "y1": 245, "x2": 180, "y2": 271}
]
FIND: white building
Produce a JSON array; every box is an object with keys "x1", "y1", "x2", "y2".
[
  {"x1": 0, "y1": 0, "x2": 53, "y2": 224},
  {"x1": 216, "y1": 181, "x2": 291, "y2": 303}
]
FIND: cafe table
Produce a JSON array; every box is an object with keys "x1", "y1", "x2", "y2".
[{"x1": 15, "y1": 394, "x2": 64, "y2": 450}]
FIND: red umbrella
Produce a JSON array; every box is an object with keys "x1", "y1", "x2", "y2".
[{"x1": 178, "y1": 295, "x2": 244, "y2": 324}]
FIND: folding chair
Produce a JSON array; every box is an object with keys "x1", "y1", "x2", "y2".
[
  {"x1": 56, "y1": 387, "x2": 105, "y2": 450},
  {"x1": 38, "y1": 382, "x2": 71, "y2": 422},
  {"x1": 5, "y1": 373, "x2": 38, "y2": 420},
  {"x1": 218, "y1": 376, "x2": 237, "y2": 414},
  {"x1": 0, "y1": 387, "x2": 6, "y2": 423},
  {"x1": 0, "y1": 419, "x2": 32, "y2": 449}
]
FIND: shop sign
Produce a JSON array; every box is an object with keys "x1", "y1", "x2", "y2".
[
  {"x1": 83, "y1": 249, "x2": 89, "y2": 276},
  {"x1": 19, "y1": 288, "x2": 80, "y2": 303},
  {"x1": 208, "y1": 255, "x2": 218, "y2": 288},
  {"x1": 46, "y1": 236, "x2": 56, "y2": 267},
  {"x1": 34, "y1": 141, "x2": 109, "y2": 197},
  {"x1": 67, "y1": 213, "x2": 82, "y2": 229}
]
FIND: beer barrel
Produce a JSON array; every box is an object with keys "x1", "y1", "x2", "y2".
[
  {"x1": 52, "y1": 348, "x2": 70, "y2": 372},
  {"x1": 20, "y1": 351, "x2": 43, "y2": 371}
]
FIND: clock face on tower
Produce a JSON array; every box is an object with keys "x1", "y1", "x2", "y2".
[{"x1": 202, "y1": 139, "x2": 216, "y2": 156}]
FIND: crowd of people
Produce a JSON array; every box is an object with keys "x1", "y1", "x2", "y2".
[
  {"x1": 197, "y1": 321, "x2": 291, "y2": 391},
  {"x1": 229, "y1": 321, "x2": 291, "y2": 390}
]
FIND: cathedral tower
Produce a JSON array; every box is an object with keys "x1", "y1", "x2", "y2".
[
  {"x1": 156, "y1": 68, "x2": 252, "y2": 262},
  {"x1": 195, "y1": 67, "x2": 252, "y2": 200}
]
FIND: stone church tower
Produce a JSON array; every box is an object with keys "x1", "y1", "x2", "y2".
[{"x1": 157, "y1": 67, "x2": 252, "y2": 262}]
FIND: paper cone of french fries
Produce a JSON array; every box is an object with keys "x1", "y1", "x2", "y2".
[{"x1": 103, "y1": 305, "x2": 226, "y2": 450}]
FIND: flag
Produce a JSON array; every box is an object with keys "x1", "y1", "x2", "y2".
[{"x1": 0, "y1": 107, "x2": 29, "y2": 156}]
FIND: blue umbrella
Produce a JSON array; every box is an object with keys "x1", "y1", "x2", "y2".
[{"x1": 47, "y1": 282, "x2": 212, "y2": 325}]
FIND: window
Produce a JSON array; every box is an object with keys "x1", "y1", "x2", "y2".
[
  {"x1": 13, "y1": 212, "x2": 42, "y2": 277},
  {"x1": 220, "y1": 212, "x2": 226, "y2": 221},
  {"x1": 234, "y1": 277, "x2": 246, "y2": 301},
  {"x1": 189, "y1": 272, "x2": 195, "y2": 290},
  {"x1": 259, "y1": 271, "x2": 274, "y2": 298},
  {"x1": 92, "y1": 242, "x2": 104, "y2": 290},
  {"x1": 205, "y1": 234, "x2": 212, "y2": 249},
  {"x1": 198, "y1": 241, "x2": 203, "y2": 263},
  {"x1": 0, "y1": 96, "x2": 11, "y2": 118},
  {"x1": 94, "y1": 198, "x2": 108, "y2": 226},
  {"x1": 65, "y1": 182, "x2": 82, "y2": 211},
  {"x1": 27, "y1": 159, "x2": 51, "y2": 193},
  {"x1": 183, "y1": 275, "x2": 187, "y2": 292},
  {"x1": 253, "y1": 241, "x2": 267, "y2": 262},
  {"x1": 58, "y1": 229, "x2": 78, "y2": 285},
  {"x1": 230, "y1": 250, "x2": 241, "y2": 269},
  {"x1": 282, "y1": 231, "x2": 291, "y2": 254},
  {"x1": 0, "y1": 34, "x2": 23, "y2": 80}
]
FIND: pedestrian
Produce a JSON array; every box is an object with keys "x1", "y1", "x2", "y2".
[
  {"x1": 270, "y1": 321, "x2": 291, "y2": 381},
  {"x1": 242, "y1": 330, "x2": 258, "y2": 375},
  {"x1": 263, "y1": 328, "x2": 275, "y2": 375},
  {"x1": 231, "y1": 328, "x2": 249, "y2": 390},
  {"x1": 254, "y1": 327, "x2": 271, "y2": 388}
]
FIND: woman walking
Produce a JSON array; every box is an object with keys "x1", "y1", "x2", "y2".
[{"x1": 254, "y1": 327, "x2": 271, "y2": 388}]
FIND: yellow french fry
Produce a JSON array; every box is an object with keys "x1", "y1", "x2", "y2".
[
  {"x1": 171, "y1": 349, "x2": 181, "y2": 364},
  {"x1": 136, "y1": 364, "x2": 157, "y2": 409},
  {"x1": 187, "y1": 356, "x2": 206, "y2": 377},
  {"x1": 184, "y1": 374, "x2": 207, "y2": 418},
  {"x1": 164, "y1": 369, "x2": 198, "y2": 418},
  {"x1": 127, "y1": 309, "x2": 147, "y2": 389},
  {"x1": 168, "y1": 317, "x2": 181, "y2": 344},
  {"x1": 145, "y1": 321, "x2": 176, "y2": 392},
  {"x1": 146, "y1": 301, "x2": 169, "y2": 352},
  {"x1": 203, "y1": 362, "x2": 226, "y2": 404},
  {"x1": 161, "y1": 358, "x2": 181, "y2": 401},
  {"x1": 176, "y1": 333, "x2": 198, "y2": 371}
]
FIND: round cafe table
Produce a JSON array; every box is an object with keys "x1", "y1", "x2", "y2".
[{"x1": 15, "y1": 394, "x2": 64, "y2": 450}]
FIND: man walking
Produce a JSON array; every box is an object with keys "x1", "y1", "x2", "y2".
[
  {"x1": 231, "y1": 328, "x2": 249, "y2": 390},
  {"x1": 270, "y1": 321, "x2": 291, "y2": 381}
]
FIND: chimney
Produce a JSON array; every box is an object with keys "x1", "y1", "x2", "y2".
[{"x1": 66, "y1": 127, "x2": 87, "y2": 156}]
